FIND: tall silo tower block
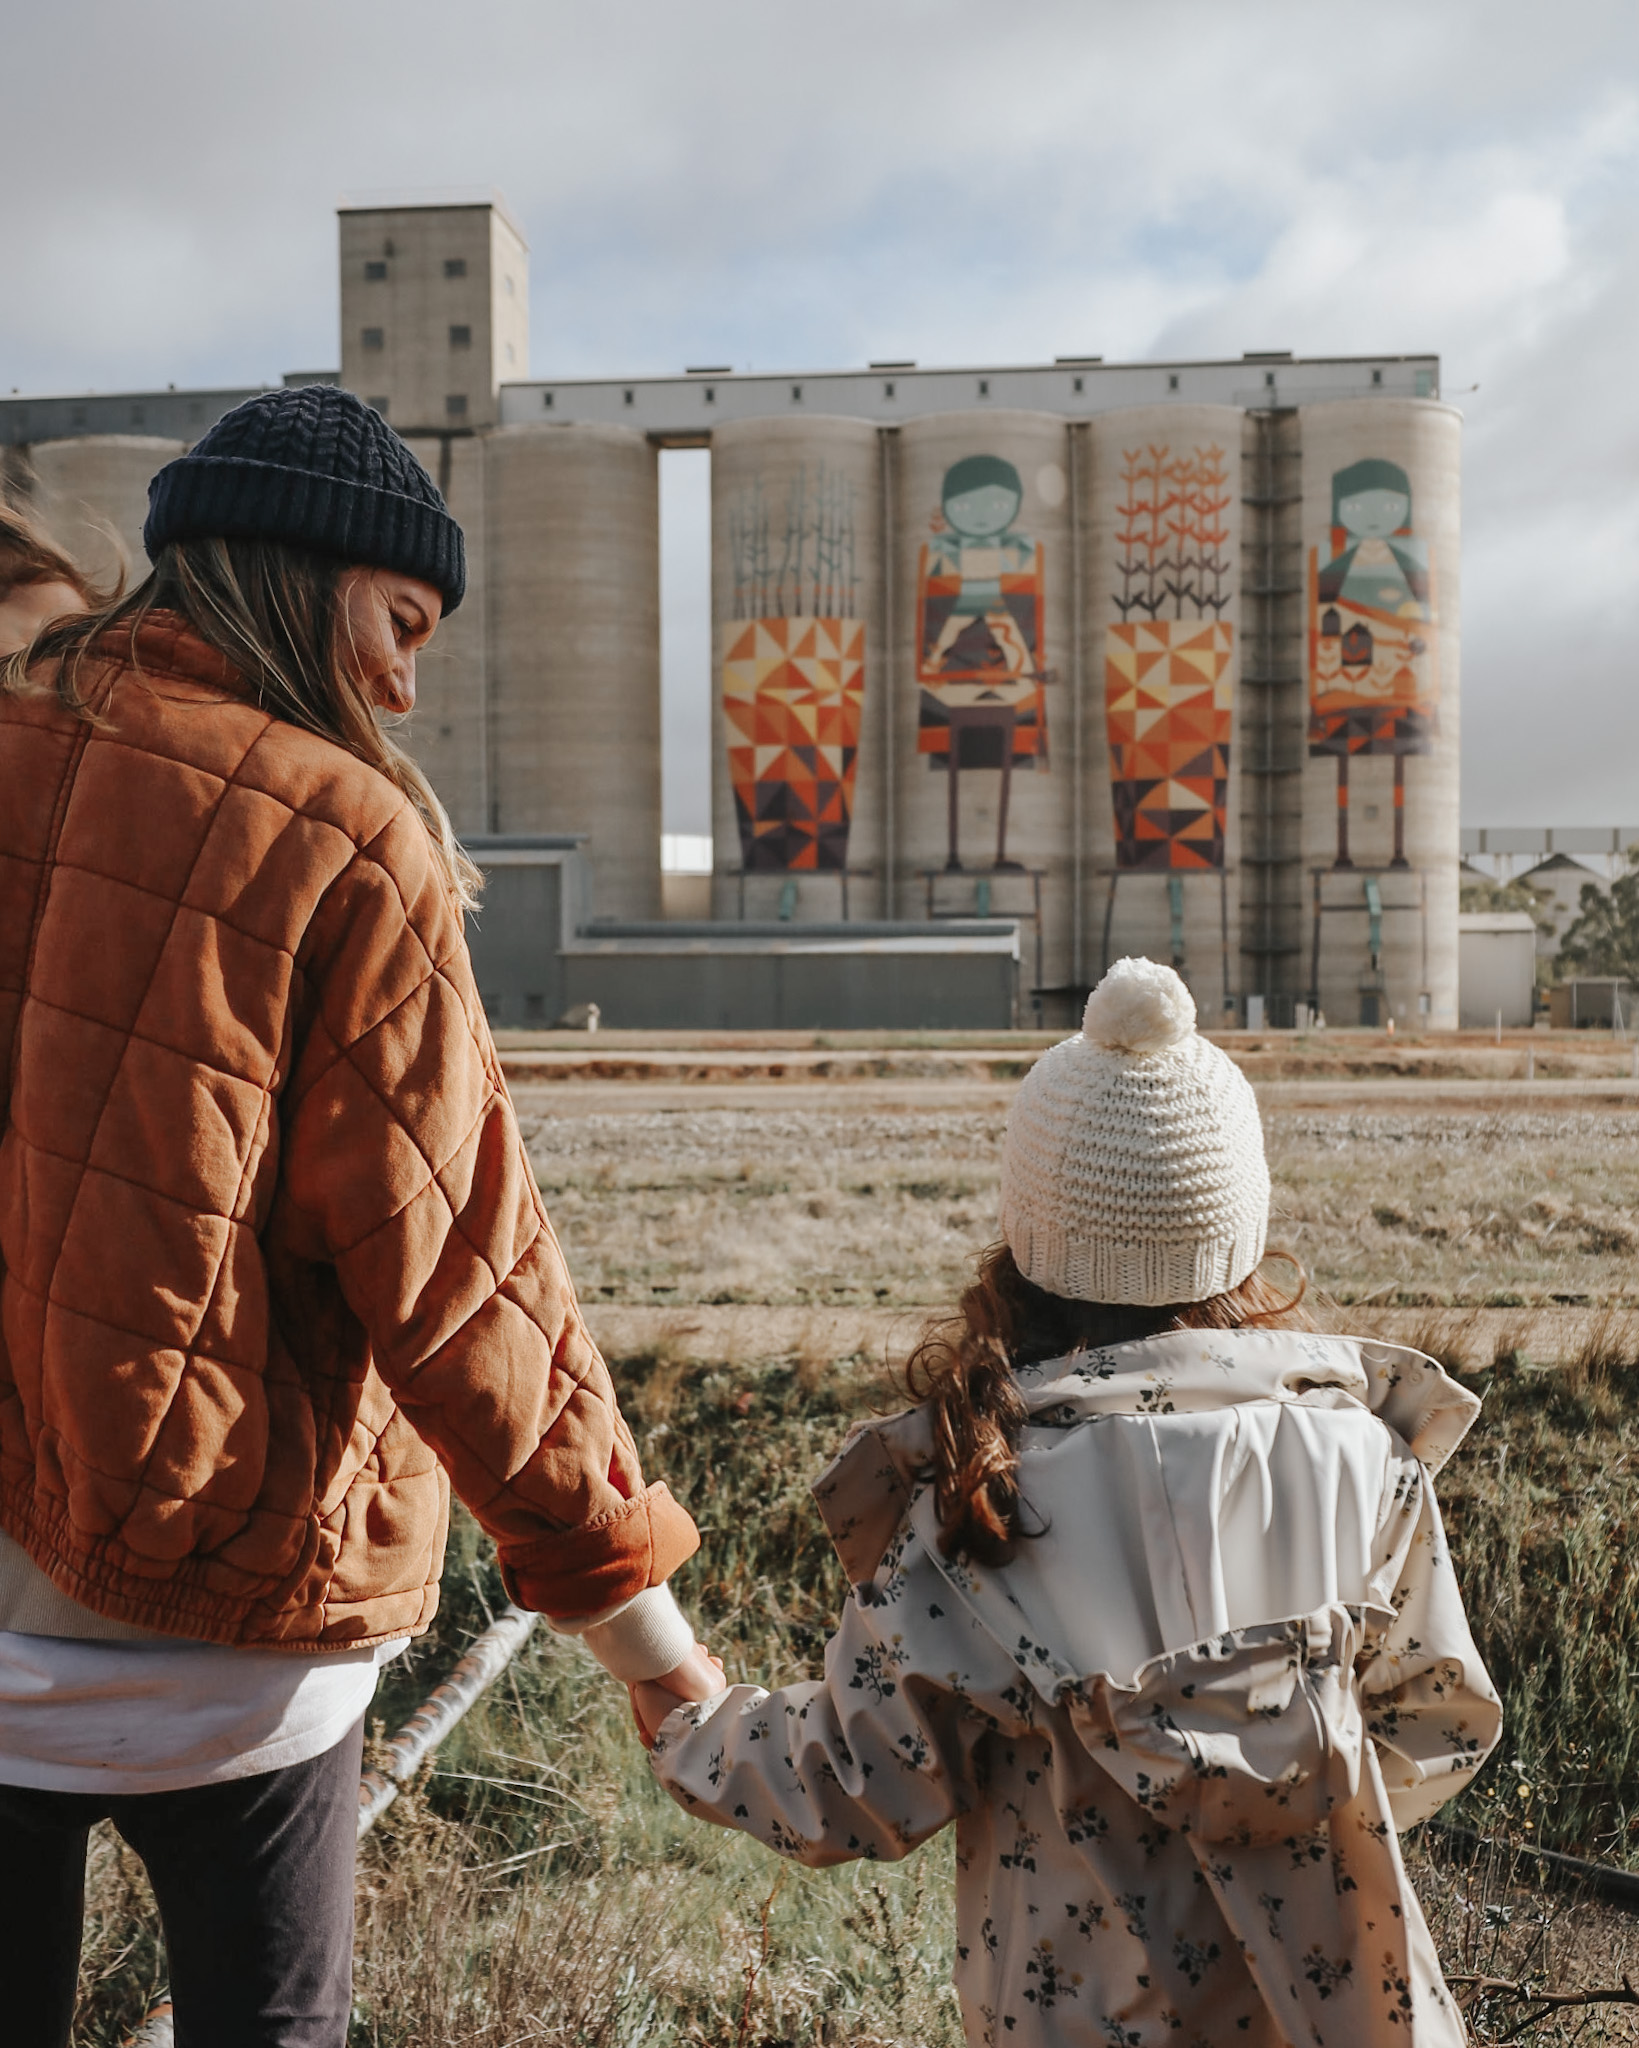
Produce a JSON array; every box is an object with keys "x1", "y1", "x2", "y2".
[
  {"x1": 710, "y1": 416, "x2": 883, "y2": 921},
  {"x1": 486, "y1": 423, "x2": 662, "y2": 920},
  {"x1": 894, "y1": 411, "x2": 1073, "y2": 1000},
  {"x1": 339, "y1": 193, "x2": 528, "y2": 434},
  {"x1": 1082, "y1": 406, "x2": 1244, "y2": 1016},
  {"x1": 1298, "y1": 400, "x2": 1460, "y2": 1028},
  {"x1": 398, "y1": 431, "x2": 490, "y2": 839},
  {"x1": 26, "y1": 436, "x2": 186, "y2": 593}
]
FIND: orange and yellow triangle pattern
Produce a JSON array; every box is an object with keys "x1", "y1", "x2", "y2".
[
  {"x1": 1104, "y1": 620, "x2": 1234, "y2": 871},
  {"x1": 723, "y1": 617, "x2": 866, "y2": 872}
]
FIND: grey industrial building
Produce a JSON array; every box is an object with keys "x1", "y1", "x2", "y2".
[{"x1": 2, "y1": 192, "x2": 1463, "y2": 1030}]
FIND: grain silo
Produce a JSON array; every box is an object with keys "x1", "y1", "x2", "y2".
[
  {"x1": 1298, "y1": 400, "x2": 1460, "y2": 1027},
  {"x1": 892, "y1": 411, "x2": 1073, "y2": 1004},
  {"x1": 484, "y1": 422, "x2": 662, "y2": 920},
  {"x1": 26, "y1": 436, "x2": 186, "y2": 592},
  {"x1": 401, "y1": 432, "x2": 490, "y2": 839},
  {"x1": 1081, "y1": 405, "x2": 1244, "y2": 1018},
  {"x1": 710, "y1": 416, "x2": 883, "y2": 921}
]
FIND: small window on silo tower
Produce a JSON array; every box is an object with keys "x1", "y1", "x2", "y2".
[
  {"x1": 362, "y1": 327, "x2": 385, "y2": 351},
  {"x1": 365, "y1": 261, "x2": 388, "y2": 281},
  {"x1": 450, "y1": 325, "x2": 472, "y2": 349},
  {"x1": 446, "y1": 395, "x2": 468, "y2": 418},
  {"x1": 1371, "y1": 368, "x2": 1383, "y2": 385},
  {"x1": 1168, "y1": 373, "x2": 1180, "y2": 391},
  {"x1": 445, "y1": 258, "x2": 468, "y2": 278}
]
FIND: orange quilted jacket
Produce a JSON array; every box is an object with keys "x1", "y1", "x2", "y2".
[{"x1": 0, "y1": 616, "x2": 697, "y2": 1649}]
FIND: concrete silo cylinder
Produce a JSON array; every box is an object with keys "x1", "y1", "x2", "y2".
[
  {"x1": 1082, "y1": 405, "x2": 1244, "y2": 1019},
  {"x1": 892, "y1": 410, "x2": 1072, "y2": 1009},
  {"x1": 486, "y1": 423, "x2": 662, "y2": 920},
  {"x1": 1297, "y1": 400, "x2": 1461, "y2": 1029},
  {"x1": 709, "y1": 416, "x2": 883, "y2": 921},
  {"x1": 26, "y1": 436, "x2": 185, "y2": 594}
]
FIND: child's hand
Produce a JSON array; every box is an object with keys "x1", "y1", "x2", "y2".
[{"x1": 629, "y1": 1642, "x2": 726, "y2": 1745}]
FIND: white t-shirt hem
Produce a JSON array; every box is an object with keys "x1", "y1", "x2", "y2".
[
  {"x1": 0, "y1": 1631, "x2": 406, "y2": 1796},
  {"x1": 0, "y1": 1682, "x2": 375, "y2": 1795}
]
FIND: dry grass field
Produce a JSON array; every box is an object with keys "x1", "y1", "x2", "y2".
[{"x1": 77, "y1": 1031, "x2": 1639, "y2": 2044}]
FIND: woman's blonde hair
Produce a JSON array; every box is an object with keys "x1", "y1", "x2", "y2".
[
  {"x1": 0, "y1": 500, "x2": 119, "y2": 609},
  {"x1": 905, "y1": 1242, "x2": 1315, "y2": 1567},
  {"x1": 1, "y1": 535, "x2": 480, "y2": 908}
]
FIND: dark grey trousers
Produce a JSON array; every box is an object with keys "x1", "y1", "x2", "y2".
[{"x1": 0, "y1": 1716, "x2": 362, "y2": 2048}]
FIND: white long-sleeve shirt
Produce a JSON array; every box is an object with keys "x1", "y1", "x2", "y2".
[{"x1": 652, "y1": 1331, "x2": 1500, "y2": 2048}]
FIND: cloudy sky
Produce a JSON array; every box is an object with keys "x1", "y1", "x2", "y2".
[{"x1": 4, "y1": 0, "x2": 1635, "y2": 834}]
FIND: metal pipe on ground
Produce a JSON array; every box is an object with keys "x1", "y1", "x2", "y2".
[
  {"x1": 1427, "y1": 1821, "x2": 1639, "y2": 1911},
  {"x1": 127, "y1": 1604, "x2": 540, "y2": 2046}
]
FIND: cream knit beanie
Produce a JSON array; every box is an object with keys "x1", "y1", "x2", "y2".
[{"x1": 999, "y1": 957, "x2": 1269, "y2": 1305}]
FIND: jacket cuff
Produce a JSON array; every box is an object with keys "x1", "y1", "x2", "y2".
[
  {"x1": 498, "y1": 1482, "x2": 700, "y2": 1620},
  {"x1": 559, "y1": 1584, "x2": 696, "y2": 1683}
]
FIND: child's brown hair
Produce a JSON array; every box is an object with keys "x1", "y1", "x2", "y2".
[{"x1": 905, "y1": 1242, "x2": 1313, "y2": 1566}]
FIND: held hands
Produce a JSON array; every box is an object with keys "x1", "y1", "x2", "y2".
[{"x1": 628, "y1": 1641, "x2": 726, "y2": 1747}]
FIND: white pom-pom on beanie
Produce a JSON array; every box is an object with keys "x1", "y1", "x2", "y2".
[{"x1": 999, "y1": 957, "x2": 1269, "y2": 1306}]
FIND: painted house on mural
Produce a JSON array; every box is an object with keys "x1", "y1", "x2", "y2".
[{"x1": 0, "y1": 190, "x2": 1460, "y2": 1029}]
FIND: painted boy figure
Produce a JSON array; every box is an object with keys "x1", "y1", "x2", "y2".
[{"x1": 916, "y1": 454, "x2": 1048, "y2": 870}]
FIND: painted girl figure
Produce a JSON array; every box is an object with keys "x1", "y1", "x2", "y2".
[
  {"x1": 1317, "y1": 457, "x2": 1430, "y2": 621},
  {"x1": 916, "y1": 455, "x2": 1048, "y2": 870},
  {"x1": 641, "y1": 956, "x2": 1500, "y2": 2046},
  {"x1": 1309, "y1": 457, "x2": 1441, "y2": 868}
]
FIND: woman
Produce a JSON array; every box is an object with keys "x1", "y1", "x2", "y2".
[
  {"x1": 643, "y1": 958, "x2": 1500, "y2": 2047},
  {"x1": 0, "y1": 386, "x2": 720, "y2": 2048},
  {"x1": 0, "y1": 500, "x2": 106, "y2": 655}
]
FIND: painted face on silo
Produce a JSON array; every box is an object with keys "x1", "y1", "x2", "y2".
[
  {"x1": 1331, "y1": 458, "x2": 1413, "y2": 541},
  {"x1": 942, "y1": 455, "x2": 1023, "y2": 540},
  {"x1": 1337, "y1": 485, "x2": 1410, "y2": 540}
]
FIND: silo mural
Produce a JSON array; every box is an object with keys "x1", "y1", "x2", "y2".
[
  {"x1": 1299, "y1": 399, "x2": 1461, "y2": 1029},
  {"x1": 915, "y1": 452, "x2": 1049, "y2": 871},
  {"x1": 1308, "y1": 455, "x2": 1439, "y2": 870},
  {"x1": 893, "y1": 411, "x2": 1072, "y2": 999},
  {"x1": 1104, "y1": 440, "x2": 1234, "y2": 871},
  {"x1": 1082, "y1": 405, "x2": 1244, "y2": 1017},
  {"x1": 722, "y1": 462, "x2": 865, "y2": 872}
]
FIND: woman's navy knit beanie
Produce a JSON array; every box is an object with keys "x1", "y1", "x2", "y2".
[{"x1": 144, "y1": 386, "x2": 466, "y2": 612}]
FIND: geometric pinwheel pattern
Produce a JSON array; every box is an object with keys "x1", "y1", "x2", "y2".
[
  {"x1": 724, "y1": 616, "x2": 865, "y2": 872},
  {"x1": 1105, "y1": 619, "x2": 1234, "y2": 871}
]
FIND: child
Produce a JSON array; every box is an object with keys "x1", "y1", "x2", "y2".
[{"x1": 643, "y1": 957, "x2": 1500, "y2": 2048}]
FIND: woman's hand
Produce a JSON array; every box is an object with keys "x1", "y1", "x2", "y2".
[{"x1": 629, "y1": 1642, "x2": 726, "y2": 1746}]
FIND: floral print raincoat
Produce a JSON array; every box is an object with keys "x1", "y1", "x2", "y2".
[{"x1": 651, "y1": 1331, "x2": 1501, "y2": 2046}]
